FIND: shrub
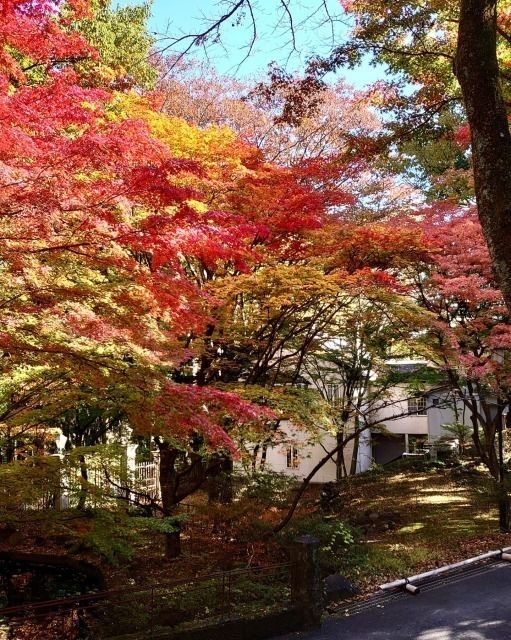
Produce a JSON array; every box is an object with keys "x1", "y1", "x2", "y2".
[
  {"x1": 280, "y1": 515, "x2": 359, "y2": 573},
  {"x1": 242, "y1": 471, "x2": 299, "y2": 507}
]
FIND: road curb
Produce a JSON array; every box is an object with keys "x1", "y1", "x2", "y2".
[{"x1": 380, "y1": 545, "x2": 511, "y2": 592}]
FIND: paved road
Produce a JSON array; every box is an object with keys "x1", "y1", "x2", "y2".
[{"x1": 273, "y1": 560, "x2": 511, "y2": 640}]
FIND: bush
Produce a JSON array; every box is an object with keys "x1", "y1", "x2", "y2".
[
  {"x1": 280, "y1": 515, "x2": 359, "y2": 573},
  {"x1": 77, "y1": 510, "x2": 138, "y2": 565},
  {"x1": 241, "y1": 471, "x2": 298, "y2": 507}
]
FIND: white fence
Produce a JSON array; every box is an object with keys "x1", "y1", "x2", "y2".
[
  {"x1": 134, "y1": 459, "x2": 160, "y2": 500},
  {"x1": 13, "y1": 453, "x2": 162, "y2": 511}
]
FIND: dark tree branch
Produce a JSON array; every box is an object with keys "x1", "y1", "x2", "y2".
[
  {"x1": 159, "y1": 1, "x2": 343, "y2": 72},
  {"x1": 21, "y1": 56, "x2": 90, "y2": 73},
  {"x1": 497, "y1": 25, "x2": 511, "y2": 46},
  {"x1": 103, "y1": 467, "x2": 164, "y2": 516},
  {"x1": 157, "y1": 1, "x2": 249, "y2": 67},
  {"x1": 278, "y1": 0, "x2": 297, "y2": 51}
]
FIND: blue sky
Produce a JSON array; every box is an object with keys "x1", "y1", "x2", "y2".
[{"x1": 117, "y1": 1, "x2": 382, "y2": 85}]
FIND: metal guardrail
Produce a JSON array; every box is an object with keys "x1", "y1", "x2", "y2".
[{"x1": 0, "y1": 563, "x2": 292, "y2": 639}]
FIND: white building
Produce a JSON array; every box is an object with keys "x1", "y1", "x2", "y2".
[
  {"x1": 259, "y1": 362, "x2": 465, "y2": 482},
  {"x1": 252, "y1": 419, "x2": 373, "y2": 483}
]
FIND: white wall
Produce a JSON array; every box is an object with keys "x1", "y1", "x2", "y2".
[
  {"x1": 261, "y1": 421, "x2": 338, "y2": 483},
  {"x1": 426, "y1": 391, "x2": 467, "y2": 440},
  {"x1": 372, "y1": 386, "x2": 429, "y2": 436},
  {"x1": 260, "y1": 420, "x2": 375, "y2": 481},
  {"x1": 255, "y1": 383, "x2": 474, "y2": 483}
]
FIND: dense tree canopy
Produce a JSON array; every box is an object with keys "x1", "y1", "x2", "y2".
[
  {"x1": 0, "y1": 0, "x2": 433, "y2": 524},
  {"x1": 409, "y1": 206, "x2": 511, "y2": 479},
  {"x1": 170, "y1": 0, "x2": 511, "y2": 316},
  {"x1": 0, "y1": 0, "x2": 271, "y2": 456},
  {"x1": 6, "y1": 0, "x2": 511, "y2": 553}
]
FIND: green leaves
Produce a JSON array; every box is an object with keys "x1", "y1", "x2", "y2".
[
  {"x1": 135, "y1": 514, "x2": 188, "y2": 534},
  {"x1": 73, "y1": 1, "x2": 157, "y2": 89}
]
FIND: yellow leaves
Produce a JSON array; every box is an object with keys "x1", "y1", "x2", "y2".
[
  {"x1": 227, "y1": 384, "x2": 333, "y2": 433},
  {"x1": 80, "y1": 100, "x2": 99, "y2": 112},
  {"x1": 163, "y1": 118, "x2": 236, "y2": 162},
  {"x1": 213, "y1": 263, "x2": 345, "y2": 302},
  {"x1": 187, "y1": 199, "x2": 209, "y2": 213},
  {"x1": 100, "y1": 92, "x2": 267, "y2": 222},
  {"x1": 75, "y1": 169, "x2": 105, "y2": 181},
  {"x1": 208, "y1": 263, "x2": 351, "y2": 342},
  {"x1": 113, "y1": 92, "x2": 252, "y2": 186}
]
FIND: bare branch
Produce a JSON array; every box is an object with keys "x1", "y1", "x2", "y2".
[
  {"x1": 157, "y1": 0, "x2": 249, "y2": 67},
  {"x1": 103, "y1": 467, "x2": 164, "y2": 515},
  {"x1": 278, "y1": 0, "x2": 297, "y2": 51},
  {"x1": 233, "y1": 0, "x2": 258, "y2": 73},
  {"x1": 157, "y1": 1, "x2": 344, "y2": 73}
]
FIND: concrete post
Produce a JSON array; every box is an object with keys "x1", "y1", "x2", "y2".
[
  {"x1": 50, "y1": 453, "x2": 69, "y2": 511},
  {"x1": 290, "y1": 534, "x2": 323, "y2": 628}
]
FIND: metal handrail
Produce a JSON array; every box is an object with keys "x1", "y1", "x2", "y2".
[{"x1": 0, "y1": 561, "x2": 292, "y2": 619}]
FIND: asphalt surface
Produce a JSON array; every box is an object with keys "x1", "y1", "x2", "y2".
[{"x1": 273, "y1": 559, "x2": 511, "y2": 640}]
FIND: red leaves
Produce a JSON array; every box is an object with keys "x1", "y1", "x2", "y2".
[
  {"x1": 128, "y1": 160, "x2": 201, "y2": 208},
  {"x1": 2, "y1": 0, "x2": 475, "y2": 457},
  {"x1": 150, "y1": 382, "x2": 274, "y2": 452},
  {"x1": 316, "y1": 221, "x2": 430, "y2": 281},
  {"x1": 226, "y1": 160, "x2": 342, "y2": 260},
  {"x1": 410, "y1": 206, "x2": 511, "y2": 389},
  {"x1": 0, "y1": 0, "x2": 94, "y2": 84},
  {"x1": 421, "y1": 207, "x2": 497, "y2": 299},
  {"x1": 454, "y1": 124, "x2": 471, "y2": 149}
]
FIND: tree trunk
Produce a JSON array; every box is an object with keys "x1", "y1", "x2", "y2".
[
  {"x1": 165, "y1": 527, "x2": 181, "y2": 559},
  {"x1": 335, "y1": 428, "x2": 349, "y2": 479},
  {"x1": 260, "y1": 442, "x2": 268, "y2": 470},
  {"x1": 499, "y1": 496, "x2": 511, "y2": 532},
  {"x1": 349, "y1": 418, "x2": 361, "y2": 476},
  {"x1": 455, "y1": 0, "x2": 511, "y2": 312},
  {"x1": 77, "y1": 454, "x2": 88, "y2": 510},
  {"x1": 207, "y1": 457, "x2": 234, "y2": 504},
  {"x1": 156, "y1": 441, "x2": 217, "y2": 558},
  {"x1": 335, "y1": 430, "x2": 344, "y2": 481},
  {"x1": 5, "y1": 440, "x2": 14, "y2": 463},
  {"x1": 157, "y1": 444, "x2": 182, "y2": 558}
]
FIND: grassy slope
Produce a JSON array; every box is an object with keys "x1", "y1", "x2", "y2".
[
  {"x1": 333, "y1": 462, "x2": 510, "y2": 592},
  {"x1": 1, "y1": 460, "x2": 509, "y2": 600}
]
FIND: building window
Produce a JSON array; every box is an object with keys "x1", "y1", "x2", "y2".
[
  {"x1": 408, "y1": 396, "x2": 427, "y2": 415},
  {"x1": 286, "y1": 445, "x2": 299, "y2": 468}
]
